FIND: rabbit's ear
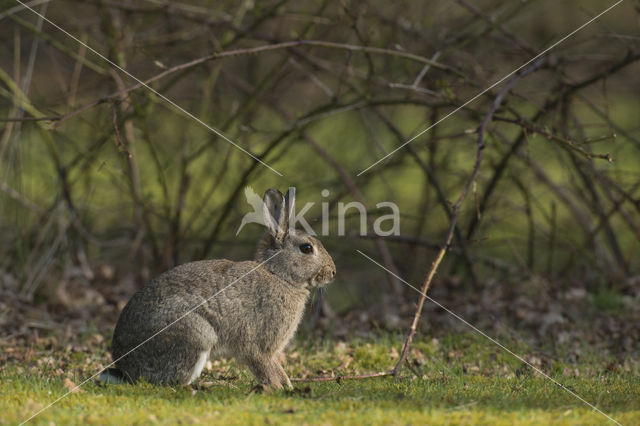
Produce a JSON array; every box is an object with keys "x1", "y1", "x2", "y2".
[
  {"x1": 263, "y1": 188, "x2": 286, "y2": 241},
  {"x1": 283, "y1": 187, "x2": 295, "y2": 230}
]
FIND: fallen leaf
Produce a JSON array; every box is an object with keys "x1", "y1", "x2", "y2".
[
  {"x1": 389, "y1": 346, "x2": 399, "y2": 359},
  {"x1": 63, "y1": 378, "x2": 84, "y2": 393}
]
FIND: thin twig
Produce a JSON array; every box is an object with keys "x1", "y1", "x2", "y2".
[
  {"x1": 52, "y1": 39, "x2": 458, "y2": 128},
  {"x1": 291, "y1": 371, "x2": 393, "y2": 383},
  {"x1": 392, "y1": 59, "x2": 543, "y2": 376},
  {"x1": 0, "y1": 116, "x2": 60, "y2": 122},
  {"x1": 493, "y1": 116, "x2": 613, "y2": 162},
  {"x1": 111, "y1": 104, "x2": 133, "y2": 158}
]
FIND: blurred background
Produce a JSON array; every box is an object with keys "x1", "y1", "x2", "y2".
[{"x1": 0, "y1": 0, "x2": 639, "y2": 353}]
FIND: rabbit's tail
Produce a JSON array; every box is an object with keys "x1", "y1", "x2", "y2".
[{"x1": 98, "y1": 367, "x2": 132, "y2": 384}]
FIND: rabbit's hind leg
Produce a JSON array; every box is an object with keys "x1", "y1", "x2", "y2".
[
  {"x1": 143, "y1": 321, "x2": 215, "y2": 385},
  {"x1": 137, "y1": 344, "x2": 203, "y2": 385}
]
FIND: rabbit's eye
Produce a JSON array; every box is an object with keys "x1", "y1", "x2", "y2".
[{"x1": 299, "y1": 243, "x2": 313, "y2": 254}]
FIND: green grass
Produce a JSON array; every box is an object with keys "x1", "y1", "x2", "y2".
[{"x1": 2, "y1": 332, "x2": 638, "y2": 425}]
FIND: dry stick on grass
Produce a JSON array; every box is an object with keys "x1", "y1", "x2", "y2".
[
  {"x1": 291, "y1": 371, "x2": 393, "y2": 384},
  {"x1": 392, "y1": 59, "x2": 543, "y2": 376}
]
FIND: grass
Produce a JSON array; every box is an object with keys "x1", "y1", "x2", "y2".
[{"x1": 2, "y1": 332, "x2": 638, "y2": 425}]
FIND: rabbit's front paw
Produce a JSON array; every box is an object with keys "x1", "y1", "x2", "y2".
[
  {"x1": 249, "y1": 381, "x2": 284, "y2": 394},
  {"x1": 246, "y1": 356, "x2": 290, "y2": 392},
  {"x1": 275, "y1": 362, "x2": 293, "y2": 390}
]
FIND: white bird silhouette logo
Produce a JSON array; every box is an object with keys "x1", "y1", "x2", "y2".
[{"x1": 236, "y1": 186, "x2": 266, "y2": 235}]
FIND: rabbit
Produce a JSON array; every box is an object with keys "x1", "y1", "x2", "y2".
[{"x1": 100, "y1": 187, "x2": 336, "y2": 390}]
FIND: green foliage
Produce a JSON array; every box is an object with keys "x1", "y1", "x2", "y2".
[
  {"x1": 591, "y1": 285, "x2": 623, "y2": 313},
  {"x1": 2, "y1": 332, "x2": 638, "y2": 425},
  {"x1": 2, "y1": 0, "x2": 640, "y2": 299}
]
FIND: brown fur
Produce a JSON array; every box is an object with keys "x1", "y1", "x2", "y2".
[{"x1": 105, "y1": 188, "x2": 335, "y2": 389}]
